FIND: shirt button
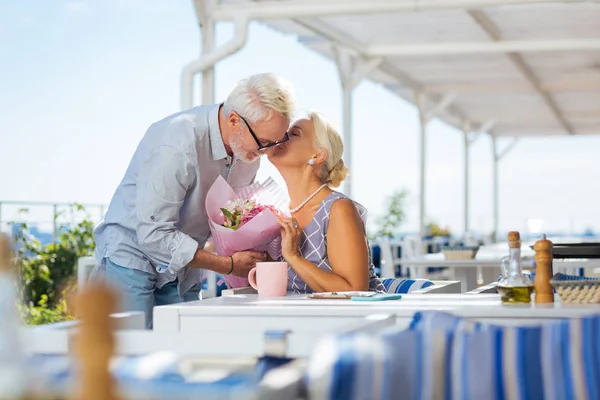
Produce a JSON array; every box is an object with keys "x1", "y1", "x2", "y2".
[
  {"x1": 150, "y1": 216, "x2": 155, "y2": 221},
  {"x1": 226, "y1": 163, "x2": 230, "y2": 168}
]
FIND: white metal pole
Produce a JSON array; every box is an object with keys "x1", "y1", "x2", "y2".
[
  {"x1": 416, "y1": 93, "x2": 427, "y2": 238},
  {"x1": 333, "y1": 47, "x2": 355, "y2": 197},
  {"x1": 342, "y1": 86, "x2": 353, "y2": 197},
  {"x1": 181, "y1": 18, "x2": 248, "y2": 110},
  {"x1": 492, "y1": 135, "x2": 499, "y2": 242},
  {"x1": 332, "y1": 50, "x2": 381, "y2": 197},
  {"x1": 463, "y1": 121, "x2": 470, "y2": 235},
  {"x1": 201, "y1": 13, "x2": 216, "y2": 105}
]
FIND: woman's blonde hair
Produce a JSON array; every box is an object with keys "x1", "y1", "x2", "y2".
[{"x1": 309, "y1": 111, "x2": 349, "y2": 188}]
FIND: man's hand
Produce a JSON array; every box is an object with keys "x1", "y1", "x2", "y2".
[{"x1": 231, "y1": 251, "x2": 267, "y2": 277}]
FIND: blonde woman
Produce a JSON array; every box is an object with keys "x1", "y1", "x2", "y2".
[{"x1": 267, "y1": 112, "x2": 385, "y2": 294}]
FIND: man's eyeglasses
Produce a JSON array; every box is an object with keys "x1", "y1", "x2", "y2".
[{"x1": 239, "y1": 115, "x2": 289, "y2": 151}]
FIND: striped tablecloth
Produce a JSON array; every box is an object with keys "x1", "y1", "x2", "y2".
[
  {"x1": 29, "y1": 353, "x2": 294, "y2": 400},
  {"x1": 307, "y1": 310, "x2": 600, "y2": 400}
]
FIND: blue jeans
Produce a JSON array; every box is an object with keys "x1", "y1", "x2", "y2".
[{"x1": 104, "y1": 258, "x2": 201, "y2": 329}]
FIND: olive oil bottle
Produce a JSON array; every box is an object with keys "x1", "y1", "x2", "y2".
[{"x1": 497, "y1": 231, "x2": 534, "y2": 304}]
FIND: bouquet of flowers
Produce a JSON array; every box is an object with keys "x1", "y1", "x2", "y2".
[
  {"x1": 205, "y1": 176, "x2": 289, "y2": 288},
  {"x1": 220, "y1": 199, "x2": 282, "y2": 231}
]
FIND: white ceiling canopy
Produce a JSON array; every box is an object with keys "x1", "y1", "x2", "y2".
[
  {"x1": 208, "y1": 0, "x2": 600, "y2": 137},
  {"x1": 186, "y1": 0, "x2": 600, "y2": 238}
]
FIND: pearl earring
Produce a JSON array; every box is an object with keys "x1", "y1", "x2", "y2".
[{"x1": 308, "y1": 159, "x2": 315, "y2": 165}]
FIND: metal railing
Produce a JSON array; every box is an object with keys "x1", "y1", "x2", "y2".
[{"x1": 0, "y1": 201, "x2": 107, "y2": 243}]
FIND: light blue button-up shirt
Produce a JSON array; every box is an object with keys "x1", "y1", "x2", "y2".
[{"x1": 94, "y1": 104, "x2": 260, "y2": 296}]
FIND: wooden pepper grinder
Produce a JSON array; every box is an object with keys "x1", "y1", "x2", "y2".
[
  {"x1": 71, "y1": 284, "x2": 120, "y2": 400},
  {"x1": 534, "y1": 234, "x2": 554, "y2": 303}
]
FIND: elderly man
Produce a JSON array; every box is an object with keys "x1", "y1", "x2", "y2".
[{"x1": 93, "y1": 73, "x2": 296, "y2": 327}]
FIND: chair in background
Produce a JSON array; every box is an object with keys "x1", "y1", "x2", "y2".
[
  {"x1": 77, "y1": 256, "x2": 97, "y2": 292},
  {"x1": 400, "y1": 236, "x2": 426, "y2": 279},
  {"x1": 378, "y1": 236, "x2": 400, "y2": 279}
]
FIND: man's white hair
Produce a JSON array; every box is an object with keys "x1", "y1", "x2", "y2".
[{"x1": 222, "y1": 73, "x2": 296, "y2": 124}]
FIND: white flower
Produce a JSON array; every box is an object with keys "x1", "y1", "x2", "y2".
[{"x1": 223, "y1": 198, "x2": 255, "y2": 214}]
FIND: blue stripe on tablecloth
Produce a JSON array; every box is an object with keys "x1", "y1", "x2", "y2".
[
  {"x1": 355, "y1": 336, "x2": 370, "y2": 400},
  {"x1": 583, "y1": 316, "x2": 600, "y2": 400},
  {"x1": 543, "y1": 322, "x2": 561, "y2": 400},
  {"x1": 415, "y1": 331, "x2": 423, "y2": 400},
  {"x1": 113, "y1": 353, "x2": 184, "y2": 382},
  {"x1": 561, "y1": 321, "x2": 574, "y2": 400},
  {"x1": 450, "y1": 328, "x2": 462, "y2": 400},
  {"x1": 380, "y1": 338, "x2": 391, "y2": 400},
  {"x1": 118, "y1": 378, "x2": 257, "y2": 399},
  {"x1": 331, "y1": 335, "x2": 356, "y2": 400},
  {"x1": 381, "y1": 329, "x2": 419, "y2": 400},
  {"x1": 444, "y1": 332, "x2": 452, "y2": 400},
  {"x1": 519, "y1": 326, "x2": 544, "y2": 400},
  {"x1": 494, "y1": 329, "x2": 505, "y2": 400},
  {"x1": 548, "y1": 323, "x2": 566, "y2": 400},
  {"x1": 255, "y1": 356, "x2": 293, "y2": 381},
  {"x1": 306, "y1": 312, "x2": 600, "y2": 400},
  {"x1": 419, "y1": 330, "x2": 434, "y2": 400},
  {"x1": 366, "y1": 339, "x2": 377, "y2": 400},
  {"x1": 31, "y1": 353, "x2": 264, "y2": 399}
]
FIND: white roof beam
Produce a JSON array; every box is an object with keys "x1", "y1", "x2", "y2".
[
  {"x1": 425, "y1": 93, "x2": 458, "y2": 122},
  {"x1": 366, "y1": 38, "x2": 600, "y2": 57},
  {"x1": 423, "y1": 80, "x2": 600, "y2": 94},
  {"x1": 468, "y1": 10, "x2": 575, "y2": 135},
  {"x1": 468, "y1": 119, "x2": 496, "y2": 144},
  {"x1": 211, "y1": 0, "x2": 593, "y2": 21},
  {"x1": 291, "y1": 17, "x2": 470, "y2": 122},
  {"x1": 478, "y1": 119, "x2": 497, "y2": 134},
  {"x1": 495, "y1": 138, "x2": 519, "y2": 161}
]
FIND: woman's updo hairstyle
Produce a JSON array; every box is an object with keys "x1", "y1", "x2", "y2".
[{"x1": 309, "y1": 111, "x2": 349, "y2": 188}]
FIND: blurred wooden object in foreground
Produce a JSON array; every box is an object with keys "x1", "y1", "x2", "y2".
[
  {"x1": 0, "y1": 233, "x2": 12, "y2": 272},
  {"x1": 70, "y1": 283, "x2": 121, "y2": 400}
]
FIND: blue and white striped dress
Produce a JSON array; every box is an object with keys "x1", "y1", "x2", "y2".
[{"x1": 284, "y1": 191, "x2": 385, "y2": 294}]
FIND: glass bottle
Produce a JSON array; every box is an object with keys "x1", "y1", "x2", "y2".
[{"x1": 497, "y1": 231, "x2": 534, "y2": 304}]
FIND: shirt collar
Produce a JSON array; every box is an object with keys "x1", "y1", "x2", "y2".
[{"x1": 209, "y1": 103, "x2": 228, "y2": 161}]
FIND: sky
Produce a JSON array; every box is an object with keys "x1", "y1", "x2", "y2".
[{"x1": 1, "y1": 0, "x2": 599, "y2": 237}]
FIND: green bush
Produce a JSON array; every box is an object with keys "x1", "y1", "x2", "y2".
[
  {"x1": 372, "y1": 190, "x2": 409, "y2": 238},
  {"x1": 12, "y1": 204, "x2": 96, "y2": 326},
  {"x1": 18, "y1": 294, "x2": 73, "y2": 326}
]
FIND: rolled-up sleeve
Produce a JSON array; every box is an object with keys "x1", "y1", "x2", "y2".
[{"x1": 135, "y1": 142, "x2": 198, "y2": 274}]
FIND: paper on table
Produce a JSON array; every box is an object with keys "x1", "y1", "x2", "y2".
[{"x1": 307, "y1": 292, "x2": 377, "y2": 299}]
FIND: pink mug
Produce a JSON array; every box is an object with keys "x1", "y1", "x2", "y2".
[{"x1": 248, "y1": 262, "x2": 288, "y2": 297}]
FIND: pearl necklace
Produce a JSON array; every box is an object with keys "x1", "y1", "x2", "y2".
[{"x1": 289, "y1": 184, "x2": 328, "y2": 214}]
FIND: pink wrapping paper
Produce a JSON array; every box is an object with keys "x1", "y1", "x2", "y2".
[{"x1": 206, "y1": 176, "x2": 289, "y2": 288}]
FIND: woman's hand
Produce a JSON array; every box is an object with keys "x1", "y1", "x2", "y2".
[{"x1": 277, "y1": 217, "x2": 301, "y2": 262}]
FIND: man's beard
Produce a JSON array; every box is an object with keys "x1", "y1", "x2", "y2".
[{"x1": 229, "y1": 132, "x2": 258, "y2": 163}]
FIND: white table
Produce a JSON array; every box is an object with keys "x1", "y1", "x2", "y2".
[
  {"x1": 403, "y1": 250, "x2": 600, "y2": 292},
  {"x1": 24, "y1": 312, "x2": 395, "y2": 359},
  {"x1": 153, "y1": 293, "x2": 600, "y2": 335}
]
